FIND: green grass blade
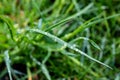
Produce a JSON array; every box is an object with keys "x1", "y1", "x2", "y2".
[
  {"x1": 37, "y1": 18, "x2": 42, "y2": 29},
  {"x1": 62, "y1": 13, "x2": 102, "y2": 40},
  {"x1": 0, "y1": 15, "x2": 15, "y2": 41},
  {"x1": 68, "y1": 56, "x2": 99, "y2": 77},
  {"x1": 45, "y1": 3, "x2": 93, "y2": 31},
  {"x1": 41, "y1": 64, "x2": 51, "y2": 80},
  {"x1": 4, "y1": 50, "x2": 13, "y2": 80},
  {"x1": 30, "y1": 54, "x2": 41, "y2": 66},
  {"x1": 0, "y1": 69, "x2": 7, "y2": 79},
  {"x1": 61, "y1": 50, "x2": 78, "y2": 57},
  {"x1": 70, "y1": 37, "x2": 101, "y2": 51},
  {"x1": 62, "y1": 13, "x2": 120, "y2": 40},
  {"x1": 28, "y1": 29, "x2": 112, "y2": 69},
  {"x1": 86, "y1": 13, "x2": 120, "y2": 28},
  {"x1": 26, "y1": 64, "x2": 32, "y2": 80},
  {"x1": 30, "y1": 53, "x2": 51, "y2": 80},
  {"x1": 42, "y1": 51, "x2": 51, "y2": 64}
]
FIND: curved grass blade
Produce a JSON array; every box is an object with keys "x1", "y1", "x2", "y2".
[
  {"x1": 70, "y1": 37, "x2": 101, "y2": 51},
  {"x1": 45, "y1": 3, "x2": 93, "y2": 31},
  {"x1": 28, "y1": 29, "x2": 112, "y2": 69},
  {"x1": 62, "y1": 13, "x2": 120, "y2": 40},
  {"x1": 62, "y1": 13, "x2": 102, "y2": 40},
  {"x1": 42, "y1": 51, "x2": 51, "y2": 64},
  {"x1": 86, "y1": 13, "x2": 120, "y2": 28},
  {"x1": 0, "y1": 15, "x2": 15, "y2": 41}
]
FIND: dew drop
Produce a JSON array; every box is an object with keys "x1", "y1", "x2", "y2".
[
  {"x1": 54, "y1": 38, "x2": 57, "y2": 42},
  {"x1": 44, "y1": 32, "x2": 48, "y2": 35},
  {"x1": 64, "y1": 43, "x2": 67, "y2": 47},
  {"x1": 61, "y1": 43, "x2": 67, "y2": 49},
  {"x1": 69, "y1": 46, "x2": 74, "y2": 49},
  {"x1": 73, "y1": 44, "x2": 76, "y2": 47},
  {"x1": 74, "y1": 48, "x2": 79, "y2": 52}
]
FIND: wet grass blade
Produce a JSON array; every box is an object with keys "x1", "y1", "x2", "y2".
[
  {"x1": 70, "y1": 37, "x2": 101, "y2": 51},
  {"x1": 28, "y1": 29, "x2": 112, "y2": 69},
  {"x1": 62, "y1": 13, "x2": 120, "y2": 40},
  {"x1": 41, "y1": 64, "x2": 51, "y2": 80},
  {"x1": 4, "y1": 50, "x2": 13, "y2": 80},
  {"x1": 45, "y1": 3, "x2": 93, "y2": 31}
]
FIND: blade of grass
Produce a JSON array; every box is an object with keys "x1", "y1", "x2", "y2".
[
  {"x1": 68, "y1": 56, "x2": 99, "y2": 77},
  {"x1": 42, "y1": 51, "x2": 51, "y2": 64},
  {"x1": 4, "y1": 50, "x2": 13, "y2": 80},
  {"x1": 72, "y1": 0, "x2": 80, "y2": 12},
  {"x1": 61, "y1": 50, "x2": 78, "y2": 57},
  {"x1": 37, "y1": 18, "x2": 42, "y2": 29},
  {"x1": 62, "y1": 13, "x2": 120, "y2": 40},
  {"x1": 19, "y1": 69, "x2": 42, "y2": 80},
  {"x1": 69, "y1": 37, "x2": 101, "y2": 51},
  {"x1": 0, "y1": 69, "x2": 7, "y2": 79},
  {"x1": 41, "y1": 64, "x2": 51, "y2": 80},
  {"x1": 44, "y1": 3, "x2": 93, "y2": 31},
  {"x1": 30, "y1": 52, "x2": 51, "y2": 80},
  {"x1": 0, "y1": 15, "x2": 15, "y2": 41},
  {"x1": 61, "y1": 13, "x2": 102, "y2": 40},
  {"x1": 61, "y1": 50, "x2": 99, "y2": 77},
  {"x1": 27, "y1": 63, "x2": 32, "y2": 80},
  {"x1": 28, "y1": 29, "x2": 112, "y2": 69}
]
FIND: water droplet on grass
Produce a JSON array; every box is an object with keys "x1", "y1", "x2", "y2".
[
  {"x1": 69, "y1": 46, "x2": 74, "y2": 49},
  {"x1": 73, "y1": 44, "x2": 76, "y2": 47},
  {"x1": 54, "y1": 38, "x2": 57, "y2": 42},
  {"x1": 64, "y1": 43, "x2": 67, "y2": 47}
]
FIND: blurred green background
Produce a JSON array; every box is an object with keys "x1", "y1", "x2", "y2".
[{"x1": 0, "y1": 0, "x2": 120, "y2": 80}]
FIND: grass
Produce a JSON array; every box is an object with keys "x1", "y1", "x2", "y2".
[{"x1": 0, "y1": 0, "x2": 120, "y2": 80}]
